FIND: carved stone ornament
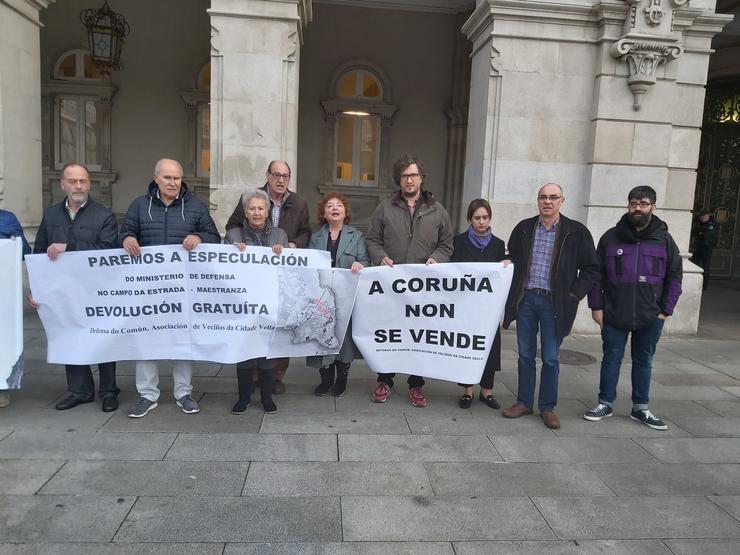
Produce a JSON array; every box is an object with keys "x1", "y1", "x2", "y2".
[
  {"x1": 611, "y1": 39, "x2": 683, "y2": 110},
  {"x1": 611, "y1": 0, "x2": 688, "y2": 110}
]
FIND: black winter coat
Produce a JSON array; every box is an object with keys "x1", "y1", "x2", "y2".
[
  {"x1": 34, "y1": 197, "x2": 117, "y2": 253},
  {"x1": 503, "y1": 214, "x2": 599, "y2": 341},
  {"x1": 119, "y1": 182, "x2": 220, "y2": 247}
]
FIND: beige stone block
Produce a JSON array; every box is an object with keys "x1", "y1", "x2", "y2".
[
  {"x1": 664, "y1": 169, "x2": 697, "y2": 210},
  {"x1": 587, "y1": 164, "x2": 667, "y2": 205},
  {"x1": 497, "y1": 116, "x2": 592, "y2": 164},
  {"x1": 221, "y1": 53, "x2": 287, "y2": 103},
  {"x1": 668, "y1": 127, "x2": 701, "y2": 169},
  {"x1": 592, "y1": 120, "x2": 634, "y2": 165},
  {"x1": 497, "y1": 38, "x2": 559, "y2": 74},
  {"x1": 211, "y1": 16, "x2": 295, "y2": 56},
  {"x1": 221, "y1": 100, "x2": 285, "y2": 148},
  {"x1": 676, "y1": 52, "x2": 711, "y2": 86},
  {"x1": 632, "y1": 123, "x2": 671, "y2": 166},
  {"x1": 500, "y1": 73, "x2": 594, "y2": 121},
  {"x1": 557, "y1": 42, "x2": 599, "y2": 78},
  {"x1": 659, "y1": 210, "x2": 693, "y2": 252},
  {"x1": 585, "y1": 206, "x2": 623, "y2": 244}
]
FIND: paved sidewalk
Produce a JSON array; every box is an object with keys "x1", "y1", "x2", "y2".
[{"x1": 1, "y1": 282, "x2": 740, "y2": 553}]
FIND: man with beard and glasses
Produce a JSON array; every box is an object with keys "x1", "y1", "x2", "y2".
[
  {"x1": 365, "y1": 153, "x2": 454, "y2": 408},
  {"x1": 584, "y1": 185, "x2": 682, "y2": 430}
]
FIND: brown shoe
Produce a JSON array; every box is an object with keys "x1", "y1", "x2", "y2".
[
  {"x1": 540, "y1": 410, "x2": 560, "y2": 429},
  {"x1": 503, "y1": 403, "x2": 533, "y2": 418}
]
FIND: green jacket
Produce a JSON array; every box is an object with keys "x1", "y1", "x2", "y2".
[
  {"x1": 308, "y1": 224, "x2": 370, "y2": 269},
  {"x1": 365, "y1": 191, "x2": 453, "y2": 265}
]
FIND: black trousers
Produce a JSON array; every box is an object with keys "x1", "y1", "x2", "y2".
[
  {"x1": 692, "y1": 249, "x2": 713, "y2": 291},
  {"x1": 237, "y1": 359, "x2": 274, "y2": 401},
  {"x1": 459, "y1": 328, "x2": 501, "y2": 389},
  {"x1": 65, "y1": 362, "x2": 118, "y2": 400},
  {"x1": 377, "y1": 373, "x2": 425, "y2": 389}
]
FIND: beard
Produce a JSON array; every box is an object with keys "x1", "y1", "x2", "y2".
[{"x1": 629, "y1": 212, "x2": 652, "y2": 229}]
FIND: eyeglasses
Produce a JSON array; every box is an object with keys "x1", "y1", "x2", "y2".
[
  {"x1": 268, "y1": 171, "x2": 291, "y2": 180},
  {"x1": 537, "y1": 195, "x2": 562, "y2": 202},
  {"x1": 400, "y1": 173, "x2": 421, "y2": 181},
  {"x1": 628, "y1": 201, "x2": 653, "y2": 209}
]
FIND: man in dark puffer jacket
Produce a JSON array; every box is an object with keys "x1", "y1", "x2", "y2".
[
  {"x1": 119, "y1": 158, "x2": 220, "y2": 418},
  {"x1": 584, "y1": 185, "x2": 682, "y2": 431}
]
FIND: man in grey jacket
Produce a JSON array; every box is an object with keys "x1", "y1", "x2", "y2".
[{"x1": 365, "y1": 153, "x2": 454, "y2": 407}]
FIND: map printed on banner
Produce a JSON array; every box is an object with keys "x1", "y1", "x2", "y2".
[
  {"x1": 0, "y1": 239, "x2": 24, "y2": 389},
  {"x1": 352, "y1": 262, "x2": 513, "y2": 385},
  {"x1": 25, "y1": 244, "x2": 360, "y2": 365}
]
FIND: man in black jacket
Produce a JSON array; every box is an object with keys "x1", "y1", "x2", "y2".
[
  {"x1": 584, "y1": 186, "x2": 682, "y2": 430},
  {"x1": 502, "y1": 183, "x2": 599, "y2": 429},
  {"x1": 224, "y1": 160, "x2": 311, "y2": 394},
  {"x1": 32, "y1": 163, "x2": 120, "y2": 412},
  {"x1": 120, "y1": 158, "x2": 220, "y2": 418}
]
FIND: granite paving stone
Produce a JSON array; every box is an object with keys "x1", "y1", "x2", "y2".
[
  {"x1": 0, "y1": 429, "x2": 12, "y2": 441},
  {"x1": 634, "y1": 438, "x2": 740, "y2": 463},
  {"x1": 491, "y1": 437, "x2": 658, "y2": 463},
  {"x1": 0, "y1": 544, "x2": 224, "y2": 554},
  {"x1": 0, "y1": 431, "x2": 175, "y2": 460},
  {"x1": 0, "y1": 460, "x2": 65, "y2": 494},
  {"x1": 242, "y1": 461, "x2": 431, "y2": 496},
  {"x1": 404, "y1": 413, "x2": 556, "y2": 436},
  {"x1": 342, "y1": 496, "x2": 555, "y2": 541},
  {"x1": 533, "y1": 496, "x2": 740, "y2": 539},
  {"x1": 39, "y1": 460, "x2": 250, "y2": 496},
  {"x1": 651, "y1": 373, "x2": 740, "y2": 387},
  {"x1": 101, "y1": 397, "x2": 263, "y2": 433},
  {"x1": 552, "y1": 415, "x2": 690, "y2": 438},
  {"x1": 259, "y1": 413, "x2": 410, "y2": 434},
  {"x1": 0, "y1": 404, "x2": 114, "y2": 432},
  {"x1": 253, "y1": 392, "x2": 338, "y2": 413},
  {"x1": 664, "y1": 539, "x2": 740, "y2": 554},
  {"x1": 589, "y1": 463, "x2": 740, "y2": 496},
  {"x1": 453, "y1": 540, "x2": 672, "y2": 554},
  {"x1": 224, "y1": 542, "x2": 454, "y2": 554},
  {"x1": 165, "y1": 433, "x2": 337, "y2": 461},
  {"x1": 114, "y1": 496, "x2": 341, "y2": 542},
  {"x1": 335, "y1": 388, "x2": 469, "y2": 415},
  {"x1": 0, "y1": 495, "x2": 135, "y2": 542},
  {"x1": 426, "y1": 462, "x2": 613, "y2": 497},
  {"x1": 709, "y1": 495, "x2": 740, "y2": 520},
  {"x1": 666, "y1": 416, "x2": 740, "y2": 437},
  {"x1": 696, "y1": 399, "x2": 740, "y2": 417},
  {"x1": 339, "y1": 434, "x2": 502, "y2": 462},
  {"x1": 646, "y1": 385, "x2": 737, "y2": 401},
  {"x1": 722, "y1": 386, "x2": 740, "y2": 397}
]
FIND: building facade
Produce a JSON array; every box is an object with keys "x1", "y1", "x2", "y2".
[{"x1": 0, "y1": 0, "x2": 737, "y2": 333}]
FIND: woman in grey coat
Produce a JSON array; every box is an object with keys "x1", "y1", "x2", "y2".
[
  {"x1": 224, "y1": 188, "x2": 288, "y2": 414},
  {"x1": 307, "y1": 192, "x2": 370, "y2": 396}
]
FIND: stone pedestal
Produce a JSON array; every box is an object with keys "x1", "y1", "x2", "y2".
[
  {"x1": 462, "y1": 0, "x2": 732, "y2": 334},
  {"x1": 0, "y1": 0, "x2": 53, "y2": 242},
  {"x1": 208, "y1": 0, "x2": 312, "y2": 229}
]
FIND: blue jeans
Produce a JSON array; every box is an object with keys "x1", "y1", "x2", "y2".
[
  {"x1": 598, "y1": 318, "x2": 664, "y2": 411},
  {"x1": 516, "y1": 291, "x2": 561, "y2": 411}
]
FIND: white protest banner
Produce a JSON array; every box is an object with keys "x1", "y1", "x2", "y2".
[
  {"x1": 352, "y1": 263, "x2": 513, "y2": 384},
  {"x1": 26, "y1": 244, "x2": 359, "y2": 365},
  {"x1": 0, "y1": 239, "x2": 24, "y2": 389}
]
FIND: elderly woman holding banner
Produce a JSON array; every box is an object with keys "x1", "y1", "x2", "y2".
[
  {"x1": 307, "y1": 192, "x2": 369, "y2": 397},
  {"x1": 451, "y1": 199, "x2": 506, "y2": 410},
  {"x1": 224, "y1": 188, "x2": 288, "y2": 414}
]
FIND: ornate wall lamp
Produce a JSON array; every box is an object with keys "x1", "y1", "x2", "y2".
[{"x1": 80, "y1": 1, "x2": 130, "y2": 74}]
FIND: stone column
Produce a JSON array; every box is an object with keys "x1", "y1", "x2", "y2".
[
  {"x1": 208, "y1": 0, "x2": 312, "y2": 228},
  {"x1": 462, "y1": 0, "x2": 731, "y2": 334},
  {"x1": 586, "y1": 0, "x2": 732, "y2": 334},
  {"x1": 0, "y1": 0, "x2": 54, "y2": 241}
]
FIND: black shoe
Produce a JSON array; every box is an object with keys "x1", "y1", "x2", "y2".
[
  {"x1": 459, "y1": 394, "x2": 473, "y2": 409},
  {"x1": 478, "y1": 392, "x2": 500, "y2": 410},
  {"x1": 333, "y1": 362, "x2": 350, "y2": 397},
  {"x1": 55, "y1": 394, "x2": 93, "y2": 411},
  {"x1": 101, "y1": 397, "x2": 119, "y2": 412},
  {"x1": 314, "y1": 367, "x2": 334, "y2": 396},
  {"x1": 262, "y1": 398, "x2": 278, "y2": 413},
  {"x1": 231, "y1": 398, "x2": 251, "y2": 414}
]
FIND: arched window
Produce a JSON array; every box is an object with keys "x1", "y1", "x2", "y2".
[
  {"x1": 321, "y1": 62, "x2": 397, "y2": 189},
  {"x1": 41, "y1": 48, "x2": 116, "y2": 207}
]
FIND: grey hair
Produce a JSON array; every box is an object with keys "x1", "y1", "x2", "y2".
[
  {"x1": 154, "y1": 158, "x2": 184, "y2": 176},
  {"x1": 241, "y1": 188, "x2": 270, "y2": 208}
]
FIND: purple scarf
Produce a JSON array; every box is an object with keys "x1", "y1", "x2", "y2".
[{"x1": 467, "y1": 226, "x2": 492, "y2": 251}]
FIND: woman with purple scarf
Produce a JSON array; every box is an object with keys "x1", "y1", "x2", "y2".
[{"x1": 451, "y1": 199, "x2": 506, "y2": 410}]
